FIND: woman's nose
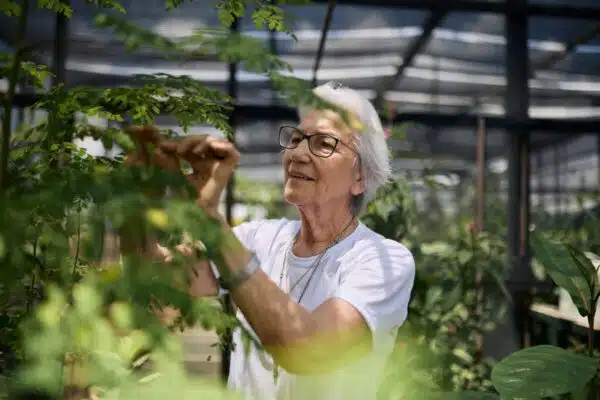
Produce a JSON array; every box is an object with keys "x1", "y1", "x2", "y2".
[{"x1": 289, "y1": 138, "x2": 312, "y2": 161}]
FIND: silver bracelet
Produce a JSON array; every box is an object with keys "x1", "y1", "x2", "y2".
[{"x1": 218, "y1": 253, "x2": 260, "y2": 292}]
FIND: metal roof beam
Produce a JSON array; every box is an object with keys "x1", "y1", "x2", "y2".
[
  {"x1": 467, "y1": 22, "x2": 600, "y2": 114},
  {"x1": 535, "y1": 23, "x2": 600, "y2": 72},
  {"x1": 312, "y1": 0, "x2": 337, "y2": 87},
  {"x1": 373, "y1": 9, "x2": 448, "y2": 109},
  {"x1": 311, "y1": 0, "x2": 600, "y2": 20}
]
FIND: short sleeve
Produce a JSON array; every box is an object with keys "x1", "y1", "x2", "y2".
[{"x1": 332, "y1": 240, "x2": 415, "y2": 350}]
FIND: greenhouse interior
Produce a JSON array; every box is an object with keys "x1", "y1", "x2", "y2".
[{"x1": 1, "y1": 0, "x2": 599, "y2": 398}]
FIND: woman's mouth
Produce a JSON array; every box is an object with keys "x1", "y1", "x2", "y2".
[{"x1": 289, "y1": 173, "x2": 314, "y2": 181}]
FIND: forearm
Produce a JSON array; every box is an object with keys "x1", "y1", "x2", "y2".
[{"x1": 211, "y1": 218, "x2": 317, "y2": 348}]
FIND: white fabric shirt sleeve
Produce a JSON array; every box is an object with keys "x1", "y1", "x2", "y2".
[{"x1": 332, "y1": 240, "x2": 415, "y2": 351}]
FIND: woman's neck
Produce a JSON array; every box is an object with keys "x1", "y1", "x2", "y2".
[{"x1": 293, "y1": 206, "x2": 358, "y2": 257}]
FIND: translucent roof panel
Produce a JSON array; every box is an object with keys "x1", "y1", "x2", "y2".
[
  {"x1": 423, "y1": 12, "x2": 506, "y2": 66},
  {"x1": 0, "y1": 1, "x2": 233, "y2": 89},
  {"x1": 322, "y1": 6, "x2": 428, "y2": 55},
  {"x1": 1, "y1": 0, "x2": 599, "y2": 170},
  {"x1": 552, "y1": 49, "x2": 600, "y2": 77},
  {"x1": 530, "y1": 133, "x2": 599, "y2": 214},
  {"x1": 528, "y1": 16, "x2": 600, "y2": 77},
  {"x1": 253, "y1": 4, "x2": 328, "y2": 56}
]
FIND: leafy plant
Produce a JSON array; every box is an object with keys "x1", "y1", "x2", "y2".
[
  {"x1": 0, "y1": 1, "x2": 332, "y2": 398},
  {"x1": 446, "y1": 234, "x2": 600, "y2": 399},
  {"x1": 364, "y1": 176, "x2": 509, "y2": 398}
]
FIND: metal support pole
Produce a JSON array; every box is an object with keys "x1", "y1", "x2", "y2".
[
  {"x1": 52, "y1": 0, "x2": 69, "y2": 87},
  {"x1": 221, "y1": 17, "x2": 239, "y2": 384},
  {"x1": 535, "y1": 151, "x2": 545, "y2": 216},
  {"x1": 475, "y1": 116, "x2": 486, "y2": 232},
  {"x1": 554, "y1": 145, "x2": 562, "y2": 220},
  {"x1": 474, "y1": 115, "x2": 486, "y2": 361},
  {"x1": 312, "y1": 0, "x2": 336, "y2": 87},
  {"x1": 505, "y1": 0, "x2": 532, "y2": 351},
  {"x1": 484, "y1": 0, "x2": 533, "y2": 359},
  {"x1": 597, "y1": 135, "x2": 600, "y2": 194},
  {"x1": 269, "y1": 29, "x2": 277, "y2": 104}
]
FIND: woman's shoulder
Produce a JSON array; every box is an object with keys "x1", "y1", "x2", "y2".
[
  {"x1": 232, "y1": 218, "x2": 298, "y2": 247},
  {"x1": 233, "y1": 217, "x2": 296, "y2": 234},
  {"x1": 349, "y1": 223, "x2": 414, "y2": 263}
]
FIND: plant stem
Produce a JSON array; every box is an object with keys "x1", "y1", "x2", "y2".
[
  {"x1": 587, "y1": 312, "x2": 595, "y2": 357},
  {"x1": 0, "y1": 0, "x2": 30, "y2": 191}
]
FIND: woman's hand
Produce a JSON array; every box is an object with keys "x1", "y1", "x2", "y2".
[
  {"x1": 120, "y1": 126, "x2": 180, "y2": 255},
  {"x1": 123, "y1": 125, "x2": 180, "y2": 171},
  {"x1": 160, "y1": 135, "x2": 240, "y2": 214}
]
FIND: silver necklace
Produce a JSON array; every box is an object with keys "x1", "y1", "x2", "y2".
[{"x1": 273, "y1": 217, "x2": 356, "y2": 383}]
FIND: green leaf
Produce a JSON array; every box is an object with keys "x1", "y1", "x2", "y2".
[
  {"x1": 452, "y1": 347, "x2": 473, "y2": 364},
  {"x1": 567, "y1": 245, "x2": 599, "y2": 297},
  {"x1": 216, "y1": 0, "x2": 245, "y2": 27},
  {"x1": 438, "y1": 391, "x2": 499, "y2": 400},
  {"x1": 73, "y1": 283, "x2": 103, "y2": 317},
  {"x1": 483, "y1": 264, "x2": 511, "y2": 302},
  {"x1": 0, "y1": 0, "x2": 20, "y2": 16},
  {"x1": 85, "y1": 0, "x2": 126, "y2": 13},
  {"x1": 37, "y1": 0, "x2": 73, "y2": 17},
  {"x1": 442, "y1": 281, "x2": 463, "y2": 312},
  {"x1": 491, "y1": 345, "x2": 599, "y2": 398},
  {"x1": 532, "y1": 233, "x2": 594, "y2": 317}
]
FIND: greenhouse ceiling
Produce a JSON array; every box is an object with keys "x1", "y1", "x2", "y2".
[{"x1": 0, "y1": 0, "x2": 599, "y2": 175}]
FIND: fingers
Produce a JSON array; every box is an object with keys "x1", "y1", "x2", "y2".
[
  {"x1": 121, "y1": 125, "x2": 181, "y2": 171},
  {"x1": 176, "y1": 135, "x2": 209, "y2": 157},
  {"x1": 175, "y1": 136, "x2": 239, "y2": 164},
  {"x1": 208, "y1": 139, "x2": 240, "y2": 162},
  {"x1": 158, "y1": 139, "x2": 179, "y2": 154},
  {"x1": 126, "y1": 125, "x2": 161, "y2": 162},
  {"x1": 126, "y1": 125, "x2": 161, "y2": 145},
  {"x1": 154, "y1": 146, "x2": 180, "y2": 171}
]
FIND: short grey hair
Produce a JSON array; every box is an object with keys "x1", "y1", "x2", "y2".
[{"x1": 297, "y1": 81, "x2": 392, "y2": 215}]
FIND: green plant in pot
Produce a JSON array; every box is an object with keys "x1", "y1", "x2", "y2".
[
  {"x1": 363, "y1": 176, "x2": 509, "y2": 397},
  {"x1": 449, "y1": 233, "x2": 600, "y2": 399}
]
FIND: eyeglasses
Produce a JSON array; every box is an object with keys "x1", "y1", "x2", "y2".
[{"x1": 278, "y1": 126, "x2": 357, "y2": 158}]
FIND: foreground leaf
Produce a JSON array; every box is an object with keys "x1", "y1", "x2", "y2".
[
  {"x1": 532, "y1": 233, "x2": 594, "y2": 316},
  {"x1": 438, "y1": 391, "x2": 499, "y2": 400},
  {"x1": 491, "y1": 345, "x2": 599, "y2": 398}
]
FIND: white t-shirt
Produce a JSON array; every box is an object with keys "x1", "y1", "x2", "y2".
[{"x1": 223, "y1": 218, "x2": 415, "y2": 400}]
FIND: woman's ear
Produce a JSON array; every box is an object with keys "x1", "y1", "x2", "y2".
[{"x1": 351, "y1": 173, "x2": 365, "y2": 196}]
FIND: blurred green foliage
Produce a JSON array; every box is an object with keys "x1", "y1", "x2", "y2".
[
  {"x1": 0, "y1": 1, "x2": 327, "y2": 398},
  {"x1": 363, "y1": 175, "x2": 508, "y2": 398}
]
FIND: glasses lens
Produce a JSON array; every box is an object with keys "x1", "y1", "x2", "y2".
[
  {"x1": 309, "y1": 134, "x2": 337, "y2": 157},
  {"x1": 279, "y1": 126, "x2": 302, "y2": 148}
]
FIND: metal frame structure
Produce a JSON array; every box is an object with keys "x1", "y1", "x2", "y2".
[
  {"x1": 1, "y1": 0, "x2": 600, "y2": 365},
  {"x1": 312, "y1": 0, "x2": 600, "y2": 20}
]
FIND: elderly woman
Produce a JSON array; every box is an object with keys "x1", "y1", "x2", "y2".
[{"x1": 133, "y1": 81, "x2": 415, "y2": 400}]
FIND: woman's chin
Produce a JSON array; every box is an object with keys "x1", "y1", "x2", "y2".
[{"x1": 283, "y1": 188, "x2": 310, "y2": 206}]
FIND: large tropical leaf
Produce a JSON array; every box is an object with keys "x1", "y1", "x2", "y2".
[
  {"x1": 567, "y1": 245, "x2": 600, "y2": 299},
  {"x1": 438, "y1": 391, "x2": 499, "y2": 400},
  {"x1": 491, "y1": 345, "x2": 599, "y2": 399},
  {"x1": 532, "y1": 234, "x2": 595, "y2": 317}
]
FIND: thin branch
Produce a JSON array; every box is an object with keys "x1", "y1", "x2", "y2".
[
  {"x1": 587, "y1": 313, "x2": 595, "y2": 357},
  {"x1": 25, "y1": 237, "x2": 40, "y2": 315},
  {"x1": 71, "y1": 211, "x2": 81, "y2": 278}
]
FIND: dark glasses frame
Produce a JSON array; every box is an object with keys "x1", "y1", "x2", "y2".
[{"x1": 278, "y1": 126, "x2": 358, "y2": 159}]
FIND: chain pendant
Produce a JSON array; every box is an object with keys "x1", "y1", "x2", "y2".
[{"x1": 273, "y1": 363, "x2": 280, "y2": 383}]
